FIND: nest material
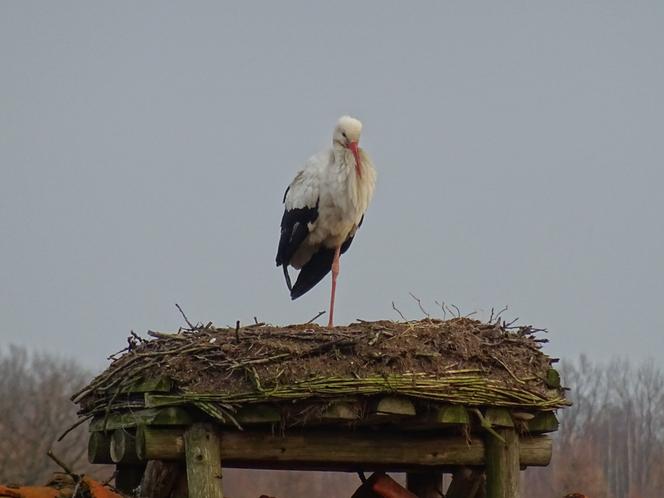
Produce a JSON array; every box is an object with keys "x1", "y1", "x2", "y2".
[{"x1": 74, "y1": 318, "x2": 568, "y2": 420}]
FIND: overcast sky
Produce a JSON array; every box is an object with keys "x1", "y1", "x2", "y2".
[{"x1": 1, "y1": 2, "x2": 662, "y2": 369}]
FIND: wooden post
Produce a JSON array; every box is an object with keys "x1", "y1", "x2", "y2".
[
  {"x1": 184, "y1": 423, "x2": 223, "y2": 498},
  {"x1": 406, "y1": 471, "x2": 442, "y2": 498},
  {"x1": 484, "y1": 427, "x2": 520, "y2": 498}
]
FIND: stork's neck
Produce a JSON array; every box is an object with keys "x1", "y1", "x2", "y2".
[{"x1": 332, "y1": 145, "x2": 362, "y2": 178}]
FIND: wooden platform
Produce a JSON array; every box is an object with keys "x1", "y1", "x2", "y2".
[{"x1": 88, "y1": 401, "x2": 558, "y2": 498}]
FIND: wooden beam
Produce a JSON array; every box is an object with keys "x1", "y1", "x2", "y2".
[
  {"x1": 526, "y1": 412, "x2": 559, "y2": 434},
  {"x1": 406, "y1": 472, "x2": 443, "y2": 498},
  {"x1": 110, "y1": 429, "x2": 140, "y2": 464},
  {"x1": 184, "y1": 423, "x2": 224, "y2": 498},
  {"x1": 88, "y1": 431, "x2": 112, "y2": 464},
  {"x1": 371, "y1": 396, "x2": 416, "y2": 417},
  {"x1": 137, "y1": 426, "x2": 185, "y2": 461},
  {"x1": 485, "y1": 427, "x2": 520, "y2": 498},
  {"x1": 437, "y1": 405, "x2": 470, "y2": 425},
  {"x1": 137, "y1": 428, "x2": 552, "y2": 470},
  {"x1": 89, "y1": 407, "x2": 195, "y2": 432}
]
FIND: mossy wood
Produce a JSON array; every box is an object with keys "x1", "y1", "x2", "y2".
[
  {"x1": 110, "y1": 428, "x2": 140, "y2": 464},
  {"x1": 88, "y1": 432, "x2": 112, "y2": 464},
  {"x1": 526, "y1": 411, "x2": 559, "y2": 433}
]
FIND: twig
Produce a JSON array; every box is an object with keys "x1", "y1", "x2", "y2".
[
  {"x1": 306, "y1": 310, "x2": 326, "y2": 324},
  {"x1": 57, "y1": 414, "x2": 93, "y2": 442},
  {"x1": 47, "y1": 449, "x2": 79, "y2": 481},
  {"x1": 408, "y1": 292, "x2": 430, "y2": 318},
  {"x1": 235, "y1": 320, "x2": 241, "y2": 343},
  {"x1": 175, "y1": 303, "x2": 195, "y2": 329},
  {"x1": 449, "y1": 303, "x2": 461, "y2": 318},
  {"x1": 435, "y1": 300, "x2": 447, "y2": 320},
  {"x1": 470, "y1": 409, "x2": 506, "y2": 444},
  {"x1": 493, "y1": 305, "x2": 508, "y2": 323},
  {"x1": 391, "y1": 301, "x2": 407, "y2": 321}
]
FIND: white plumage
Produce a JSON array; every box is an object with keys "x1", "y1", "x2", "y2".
[{"x1": 276, "y1": 116, "x2": 376, "y2": 327}]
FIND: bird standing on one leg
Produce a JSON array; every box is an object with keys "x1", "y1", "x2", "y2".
[{"x1": 276, "y1": 116, "x2": 377, "y2": 327}]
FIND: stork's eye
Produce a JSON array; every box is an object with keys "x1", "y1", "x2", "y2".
[{"x1": 342, "y1": 132, "x2": 347, "y2": 138}]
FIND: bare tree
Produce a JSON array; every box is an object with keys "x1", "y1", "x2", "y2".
[
  {"x1": 0, "y1": 345, "x2": 100, "y2": 484},
  {"x1": 523, "y1": 356, "x2": 664, "y2": 498}
]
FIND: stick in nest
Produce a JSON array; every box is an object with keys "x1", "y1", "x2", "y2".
[
  {"x1": 409, "y1": 292, "x2": 431, "y2": 318},
  {"x1": 175, "y1": 303, "x2": 196, "y2": 329},
  {"x1": 392, "y1": 301, "x2": 407, "y2": 321},
  {"x1": 306, "y1": 310, "x2": 326, "y2": 324}
]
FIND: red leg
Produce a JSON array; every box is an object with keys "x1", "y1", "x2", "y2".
[{"x1": 328, "y1": 246, "x2": 341, "y2": 328}]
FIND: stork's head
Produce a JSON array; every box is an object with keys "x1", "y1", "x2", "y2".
[{"x1": 333, "y1": 115, "x2": 363, "y2": 177}]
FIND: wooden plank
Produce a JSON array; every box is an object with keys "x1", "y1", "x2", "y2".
[
  {"x1": 88, "y1": 432, "x2": 113, "y2": 464},
  {"x1": 184, "y1": 423, "x2": 224, "y2": 498},
  {"x1": 110, "y1": 429, "x2": 140, "y2": 464},
  {"x1": 526, "y1": 412, "x2": 559, "y2": 434},
  {"x1": 89, "y1": 407, "x2": 195, "y2": 432},
  {"x1": 406, "y1": 472, "x2": 443, "y2": 498},
  {"x1": 138, "y1": 428, "x2": 552, "y2": 470},
  {"x1": 485, "y1": 428, "x2": 520, "y2": 498}
]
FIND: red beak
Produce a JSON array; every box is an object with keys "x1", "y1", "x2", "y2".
[{"x1": 348, "y1": 141, "x2": 362, "y2": 178}]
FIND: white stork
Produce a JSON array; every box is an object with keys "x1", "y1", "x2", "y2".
[{"x1": 276, "y1": 116, "x2": 377, "y2": 327}]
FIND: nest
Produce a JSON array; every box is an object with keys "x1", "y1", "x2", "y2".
[{"x1": 73, "y1": 318, "x2": 568, "y2": 426}]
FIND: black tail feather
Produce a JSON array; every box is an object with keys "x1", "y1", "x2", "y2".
[{"x1": 290, "y1": 248, "x2": 335, "y2": 300}]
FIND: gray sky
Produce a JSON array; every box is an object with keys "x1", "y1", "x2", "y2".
[{"x1": 1, "y1": 2, "x2": 663, "y2": 369}]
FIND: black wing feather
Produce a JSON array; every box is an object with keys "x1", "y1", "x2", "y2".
[
  {"x1": 276, "y1": 201, "x2": 319, "y2": 267},
  {"x1": 290, "y1": 247, "x2": 335, "y2": 300}
]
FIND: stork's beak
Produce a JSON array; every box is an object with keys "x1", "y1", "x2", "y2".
[{"x1": 348, "y1": 141, "x2": 362, "y2": 178}]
